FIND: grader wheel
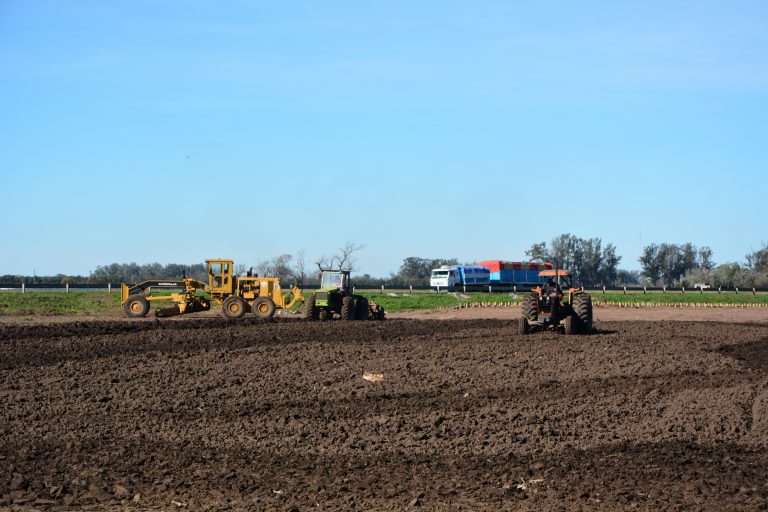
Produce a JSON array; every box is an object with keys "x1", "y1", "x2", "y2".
[
  {"x1": 222, "y1": 296, "x2": 246, "y2": 319},
  {"x1": 124, "y1": 295, "x2": 150, "y2": 318},
  {"x1": 252, "y1": 297, "x2": 276, "y2": 320}
]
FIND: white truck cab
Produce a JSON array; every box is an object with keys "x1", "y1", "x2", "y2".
[{"x1": 430, "y1": 266, "x2": 458, "y2": 288}]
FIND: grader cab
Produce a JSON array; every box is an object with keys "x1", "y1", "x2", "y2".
[
  {"x1": 121, "y1": 258, "x2": 303, "y2": 319},
  {"x1": 519, "y1": 269, "x2": 593, "y2": 335}
]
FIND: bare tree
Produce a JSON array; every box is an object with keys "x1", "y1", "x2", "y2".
[
  {"x1": 256, "y1": 254, "x2": 294, "y2": 281},
  {"x1": 292, "y1": 250, "x2": 307, "y2": 285},
  {"x1": 234, "y1": 264, "x2": 247, "y2": 276},
  {"x1": 316, "y1": 242, "x2": 365, "y2": 272}
]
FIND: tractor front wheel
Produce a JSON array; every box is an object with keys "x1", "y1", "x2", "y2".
[
  {"x1": 303, "y1": 295, "x2": 317, "y2": 320},
  {"x1": 564, "y1": 315, "x2": 575, "y2": 335},
  {"x1": 518, "y1": 316, "x2": 530, "y2": 335},
  {"x1": 222, "y1": 296, "x2": 246, "y2": 319},
  {"x1": 252, "y1": 297, "x2": 277, "y2": 320}
]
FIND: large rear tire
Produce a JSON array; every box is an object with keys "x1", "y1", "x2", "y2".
[
  {"x1": 341, "y1": 295, "x2": 355, "y2": 321},
  {"x1": 572, "y1": 292, "x2": 593, "y2": 334},
  {"x1": 354, "y1": 296, "x2": 369, "y2": 320},
  {"x1": 222, "y1": 296, "x2": 246, "y2": 319},
  {"x1": 303, "y1": 295, "x2": 317, "y2": 320},
  {"x1": 124, "y1": 295, "x2": 150, "y2": 318},
  {"x1": 252, "y1": 297, "x2": 277, "y2": 319},
  {"x1": 522, "y1": 292, "x2": 538, "y2": 321}
]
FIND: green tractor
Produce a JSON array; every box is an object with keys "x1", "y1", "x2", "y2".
[{"x1": 303, "y1": 269, "x2": 385, "y2": 321}]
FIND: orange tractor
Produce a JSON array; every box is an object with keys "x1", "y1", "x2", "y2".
[{"x1": 519, "y1": 269, "x2": 593, "y2": 335}]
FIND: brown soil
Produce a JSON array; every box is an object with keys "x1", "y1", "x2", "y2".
[
  {"x1": 391, "y1": 304, "x2": 768, "y2": 323},
  {"x1": 2, "y1": 317, "x2": 768, "y2": 510}
]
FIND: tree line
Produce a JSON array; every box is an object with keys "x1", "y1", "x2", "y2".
[{"x1": 2, "y1": 238, "x2": 767, "y2": 288}]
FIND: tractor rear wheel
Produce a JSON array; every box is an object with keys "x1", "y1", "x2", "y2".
[
  {"x1": 522, "y1": 292, "x2": 538, "y2": 321},
  {"x1": 341, "y1": 296, "x2": 355, "y2": 321},
  {"x1": 354, "y1": 296, "x2": 369, "y2": 320},
  {"x1": 518, "y1": 316, "x2": 530, "y2": 335},
  {"x1": 303, "y1": 295, "x2": 317, "y2": 320},
  {"x1": 252, "y1": 297, "x2": 277, "y2": 320},
  {"x1": 222, "y1": 296, "x2": 246, "y2": 319},
  {"x1": 124, "y1": 295, "x2": 150, "y2": 318},
  {"x1": 572, "y1": 292, "x2": 593, "y2": 334}
]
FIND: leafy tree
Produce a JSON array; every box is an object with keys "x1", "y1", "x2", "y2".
[
  {"x1": 616, "y1": 269, "x2": 640, "y2": 285},
  {"x1": 525, "y1": 234, "x2": 621, "y2": 286}
]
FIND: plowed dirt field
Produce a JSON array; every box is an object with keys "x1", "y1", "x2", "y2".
[{"x1": 2, "y1": 317, "x2": 768, "y2": 510}]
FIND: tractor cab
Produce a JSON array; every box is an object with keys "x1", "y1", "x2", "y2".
[{"x1": 320, "y1": 270, "x2": 350, "y2": 292}]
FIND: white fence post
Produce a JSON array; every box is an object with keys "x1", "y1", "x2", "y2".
[
  {"x1": 108, "y1": 283, "x2": 112, "y2": 293},
  {"x1": 66, "y1": 283, "x2": 69, "y2": 293},
  {"x1": 22, "y1": 283, "x2": 25, "y2": 293},
  {"x1": 409, "y1": 285, "x2": 413, "y2": 295},
  {"x1": 381, "y1": 284, "x2": 384, "y2": 293}
]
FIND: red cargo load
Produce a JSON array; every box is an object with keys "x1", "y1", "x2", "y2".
[{"x1": 477, "y1": 260, "x2": 502, "y2": 272}]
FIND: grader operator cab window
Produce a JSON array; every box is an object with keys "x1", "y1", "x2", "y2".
[{"x1": 209, "y1": 262, "x2": 230, "y2": 289}]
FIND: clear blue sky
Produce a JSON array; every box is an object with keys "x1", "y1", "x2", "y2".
[{"x1": 1, "y1": 1, "x2": 766, "y2": 277}]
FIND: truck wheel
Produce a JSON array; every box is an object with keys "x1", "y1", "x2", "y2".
[
  {"x1": 341, "y1": 296, "x2": 355, "y2": 321},
  {"x1": 303, "y1": 295, "x2": 317, "y2": 320},
  {"x1": 572, "y1": 292, "x2": 593, "y2": 334},
  {"x1": 522, "y1": 292, "x2": 538, "y2": 321},
  {"x1": 354, "y1": 296, "x2": 369, "y2": 320},
  {"x1": 252, "y1": 297, "x2": 277, "y2": 319},
  {"x1": 518, "y1": 316, "x2": 530, "y2": 335},
  {"x1": 222, "y1": 296, "x2": 246, "y2": 319},
  {"x1": 124, "y1": 295, "x2": 149, "y2": 318}
]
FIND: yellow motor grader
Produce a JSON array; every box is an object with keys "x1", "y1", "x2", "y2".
[
  {"x1": 518, "y1": 269, "x2": 593, "y2": 335},
  {"x1": 121, "y1": 258, "x2": 303, "y2": 319}
]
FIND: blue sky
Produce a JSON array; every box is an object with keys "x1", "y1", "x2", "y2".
[{"x1": 1, "y1": 1, "x2": 766, "y2": 277}]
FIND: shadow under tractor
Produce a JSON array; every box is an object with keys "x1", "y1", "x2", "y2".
[
  {"x1": 303, "y1": 269, "x2": 385, "y2": 321},
  {"x1": 519, "y1": 269, "x2": 593, "y2": 335}
]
